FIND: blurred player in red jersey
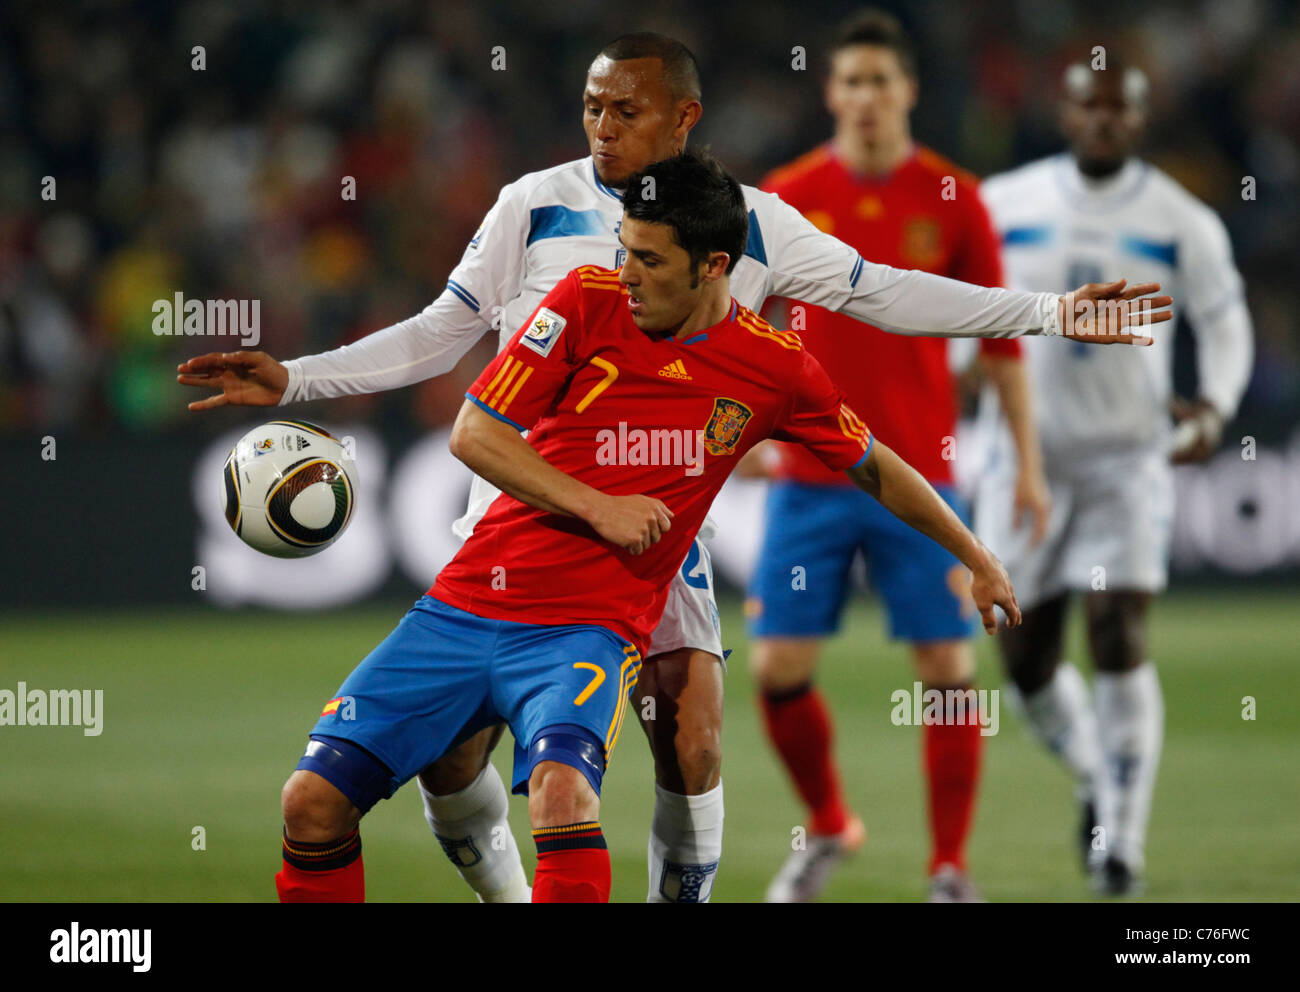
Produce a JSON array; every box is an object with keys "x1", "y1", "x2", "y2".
[
  {"x1": 743, "y1": 10, "x2": 1051, "y2": 902},
  {"x1": 273, "y1": 150, "x2": 1022, "y2": 902}
]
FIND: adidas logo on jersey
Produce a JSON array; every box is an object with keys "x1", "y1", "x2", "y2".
[{"x1": 658, "y1": 359, "x2": 691, "y2": 380}]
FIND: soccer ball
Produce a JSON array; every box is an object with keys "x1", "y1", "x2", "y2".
[{"x1": 221, "y1": 420, "x2": 357, "y2": 558}]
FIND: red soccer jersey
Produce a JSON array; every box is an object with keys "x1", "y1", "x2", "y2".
[
  {"x1": 761, "y1": 144, "x2": 1018, "y2": 486},
  {"x1": 430, "y1": 265, "x2": 872, "y2": 654}
]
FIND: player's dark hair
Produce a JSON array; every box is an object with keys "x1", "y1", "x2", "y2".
[
  {"x1": 829, "y1": 8, "x2": 917, "y2": 78},
  {"x1": 622, "y1": 150, "x2": 748, "y2": 276},
  {"x1": 597, "y1": 33, "x2": 702, "y2": 103}
]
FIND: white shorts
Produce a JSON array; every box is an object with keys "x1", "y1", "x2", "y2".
[
  {"x1": 975, "y1": 446, "x2": 1174, "y2": 610},
  {"x1": 456, "y1": 476, "x2": 724, "y2": 661},
  {"x1": 649, "y1": 538, "x2": 724, "y2": 661}
]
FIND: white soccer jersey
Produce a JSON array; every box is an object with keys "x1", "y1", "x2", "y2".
[
  {"x1": 280, "y1": 155, "x2": 1063, "y2": 535},
  {"x1": 282, "y1": 156, "x2": 1063, "y2": 403},
  {"x1": 976, "y1": 153, "x2": 1253, "y2": 463}
]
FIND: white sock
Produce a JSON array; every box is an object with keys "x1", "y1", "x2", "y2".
[
  {"x1": 419, "y1": 763, "x2": 530, "y2": 903},
  {"x1": 1016, "y1": 663, "x2": 1115, "y2": 860},
  {"x1": 1017, "y1": 663, "x2": 1104, "y2": 791},
  {"x1": 646, "y1": 781, "x2": 724, "y2": 903},
  {"x1": 1094, "y1": 662, "x2": 1163, "y2": 871}
]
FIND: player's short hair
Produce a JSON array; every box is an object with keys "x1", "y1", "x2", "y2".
[
  {"x1": 596, "y1": 32, "x2": 702, "y2": 103},
  {"x1": 622, "y1": 150, "x2": 748, "y2": 276},
  {"x1": 828, "y1": 8, "x2": 917, "y2": 78}
]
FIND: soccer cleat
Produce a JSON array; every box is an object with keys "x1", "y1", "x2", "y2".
[
  {"x1": 764, "y1": 816, "x2": 866, "y2": 903},
  {"x1": 1091, "y1": 856, "x2": 1145, "y2": 897},
  {"x1": 928, "y1": 864, "x2": 985, "y2": 903}
]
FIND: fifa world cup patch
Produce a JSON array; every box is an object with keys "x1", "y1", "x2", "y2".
[
  {"x1": 702, "y1": 397, "x2": 753, "y2": 456},
  {"x1": 521, "y1": 307, "x2": 566, "y2": 357}
]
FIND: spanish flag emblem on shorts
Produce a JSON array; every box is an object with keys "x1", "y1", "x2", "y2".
[{"x1": 321, "y1": 697, "x2": 343, "y2": 717}]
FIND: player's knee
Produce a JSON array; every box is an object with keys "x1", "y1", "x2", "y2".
[
  {"x1": 667, "y1": 723, "x2": 722, "y2": 794},
  {"x1": 999, "y1": 635, "x2": 1057, "y2": 696},
  {"x1": 997, "y1": 595, "x2": 1069, "y2": 695},
  {"x1": 528, "y1": 760, "x2": 600, "y2": 826},
  {"x1": 750, "y1": 638, "x2": 820, "y2": 691},
  {"x1": 912, "y1": 640, "x2": 975, "y2": 686},
  {"x1": 1087, "y1": 593, "x2": 1149, "y2": 672},
  {"x1": 281, "y1": 770, "x2": 356, "y2": 841}
]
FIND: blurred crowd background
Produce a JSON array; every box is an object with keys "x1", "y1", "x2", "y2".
[{"x1": 2, "y1": 0, "x2": 1297, "y2": 441}]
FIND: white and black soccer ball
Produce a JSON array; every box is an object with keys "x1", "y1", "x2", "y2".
[{"x1": 221, "y1": 420, "x2": 357, "y2": 558}]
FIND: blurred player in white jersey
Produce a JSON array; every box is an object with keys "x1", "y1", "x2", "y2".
[
  {"x1": 974, "y1": 61, "x2": 1253, "y2": 894},
  {"x1": 180, "y1": 35, "x2": 1168, "y2": 903}
]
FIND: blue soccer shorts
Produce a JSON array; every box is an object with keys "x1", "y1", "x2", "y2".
[
  {"x1": 746, "y1": 481, "x2": 977, "y2": 643},
  {"x1": 309, "y1": 595, "x2": 642, "y2": 800}
]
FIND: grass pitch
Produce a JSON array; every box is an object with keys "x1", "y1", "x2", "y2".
[{"x1": 2, "y1": 589, "x2": 1295, "y2": 901}]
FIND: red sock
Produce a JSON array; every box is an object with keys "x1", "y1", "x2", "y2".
[
  {"x1": 923, "y1": 696, "x2": 983, "y2": 875},
  {"x1": 531, "y1": 822, "x2": 611, "y2": 902},
  {"x1": 276, "y1": 828, "x2": 365, "y2": 902},
  {"x1": 760, "y1": 684, "x2": 848, "y2": 836}
]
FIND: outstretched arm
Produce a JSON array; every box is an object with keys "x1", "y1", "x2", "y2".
[
  {"x1": 847, "y1": 439, "x2": 1020, "y2": 634},
  {"x1": 178, "y1": 282, "x2": 494, "y2": 410},
  {"x1": 760, "y1": 191, "x2": 1171, "y2": 343},
  {"x1": 180, "y1": 176, "x2": 530, "y2": 409}
]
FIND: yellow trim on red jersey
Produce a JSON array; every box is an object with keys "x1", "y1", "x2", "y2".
[
  {"x1": 480, "y1": 356, "x2": 518, "y2": 408},
  {"x1": 481, "y1": 356, "x2": 523, "y2": 409},
  {"x1": 574, "y1": 264, "x2": 624, "y2": 291},
  {"x1": 737, "y1": 311, "x2": 803, "y2": 351},
  {"x1": 837, "y1": 403, "x2": 872, "y2": 447},
  {"x1": 498, "y1": 366, "x2": 533, "y2": 415}
]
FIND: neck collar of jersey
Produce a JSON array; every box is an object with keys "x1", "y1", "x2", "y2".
[
  {"x1": 828, "y1": 138, "x2": 918, "y2": 184},
  {"x1": 654, "y1": 298, "x2": 738, "y2": 346},
  {"x1": 1053, "y1": 153, "x2": 1148, "y2": 211},
  {"x1": 590, "y1": 160, "x2": 625, "y2": 202}
]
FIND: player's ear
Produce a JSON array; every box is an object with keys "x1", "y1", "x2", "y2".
[
  {"x1": 675, "y1": 99, "x2": 702, "y2": 139},
  {"x1": 904, "y1": 74, "x2": 919, "y2": 112},
  {"x1": 703, "y1": 251, "x2": 730, "y2": 283}
]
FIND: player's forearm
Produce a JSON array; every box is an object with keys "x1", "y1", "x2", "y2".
[
  {"x1": 449, "y1": 401, "x2": 604, "y2": 521},
  {"x1": 985, "y1": 356, "x2": 1044, "y2": 475},
  {"x1": 1193, "y1": 301, "x2": 1254, "y2": 421},
  {"x1": 841, "y1": 265, "x2": 1059, "y2": 339},
  {"x1": 848, "y1": 440, "x2": 990, "y2": 572},
  {"x1": 281, "y1": 292, "x2": 490, "y2": 403}
]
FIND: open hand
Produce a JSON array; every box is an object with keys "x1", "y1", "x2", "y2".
[
  {"x1": 177, "y1": 351, "x2": 289, "y2": 411},
  {"x1": 1059, "y1": 280, "x2": 1172, "y2": 345}
]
